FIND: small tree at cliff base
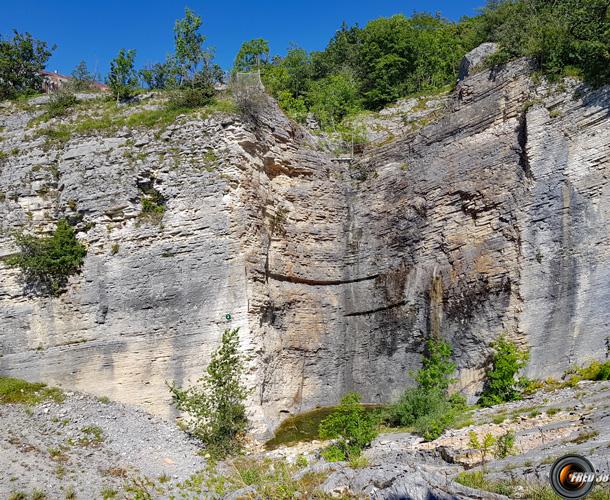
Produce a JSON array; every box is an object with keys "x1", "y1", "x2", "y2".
[
  {"x1": 318, "y1": 392, "x2": 378, "y2": 461},
  {"x1": 478, "y1": 335, "x2": 529, "y2": 407},
  {"x1": 386, "y1": 337, "x2": 466, "y2": 440},
  {"x1": 168, "y1": 327, "x2": 250, "y2": 458}
]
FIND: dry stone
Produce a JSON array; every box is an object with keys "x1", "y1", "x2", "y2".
[{"x1": 0, "y1": 58, "x2": 609, "y2": 440}]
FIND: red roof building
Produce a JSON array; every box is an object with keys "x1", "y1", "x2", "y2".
[{"x1": 41, "y1": 70, "x2": 110, "y2": 93}]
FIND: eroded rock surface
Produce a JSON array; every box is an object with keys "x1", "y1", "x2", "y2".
[{"x1": 1, "y1": 58, "x2": 609, "y2": 438}]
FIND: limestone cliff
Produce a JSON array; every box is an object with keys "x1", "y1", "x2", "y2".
[{"x1": 1, "y1": 57, "x2": 608, "y2": 438}]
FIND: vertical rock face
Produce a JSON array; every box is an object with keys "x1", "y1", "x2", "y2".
[{"x1": 1, "y1": 59, "x2": 609, "y2": 438}]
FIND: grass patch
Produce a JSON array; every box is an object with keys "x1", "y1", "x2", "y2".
[
  {"x1": 73, "y1": 115, "x2": 115, "y2": 135},
  {"x1": 205, "y1": 97, "x2": 238, "y2": 115},
  {"x1": 528, "y1": 408, "x2": 542, "y2": 418},
  {"x1": 79, "y1": 425, "x2": 104, "y2": 446},
  {"x1": 121, "y1": 456, "x2": 329, "y2": 499},
  {"x1": 48, "y1": 446, "x2": 69, "y2": 462},
  {"x1": 348, "y1": 455, "x2": 369, "y2": 468},
  {"x1": 139, "y1": 196, "x2": 166, "y2": 224},
  {"x1": 35, "y1": 125, "x2": 72, "y2": 147},
  {"x1": 491, "y1": 412, "x2": 507, "y2": 424},
  {"x1": 29, "y1": 96, "x2": 237, "y2": 151},
  {"x1": 570, "y1": 429, "x2": 599, "y2": 444},
  {"x1": 125, "y1": 107, "x2": 188, "y2": 128},
  {"x1": 209, "y1": 457, "x2": 329, "y2": 498},
  {"x1": 524, "y1": 482, "x2": 610, "y2": 500},
  {"x1": 509, "y1": 405, "x2": 541, "y2": 421},
  {"x1": 454, "y1": 471, "x2": 515, "y2": 496},
  {"x1": 0, "y1": 376, "x2": 64, "y2": 405},
  {"x1": 573, "y1": 360, "x2": 610, "y2": 381},
  {"x1": 100, "y1": 487, "x2": 118, "y2": 499}
]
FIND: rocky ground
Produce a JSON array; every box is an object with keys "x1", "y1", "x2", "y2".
[
  {"x1": 2, "y1": 379, "x2": 609, "y2": 499},
  {"x1": 0, "y1": 391, "x2": 205, "y2": 499}
]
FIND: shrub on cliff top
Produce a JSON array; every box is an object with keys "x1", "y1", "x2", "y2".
[
  {"x1": 46, "y1": 89, "x2": 79, "y2": 118},
  {"x1": 4, "y1": 219, "x2": 87, "y2": 295},
  {"x1": 168, "y1": 328, "x2": 250, "y2": 458}
]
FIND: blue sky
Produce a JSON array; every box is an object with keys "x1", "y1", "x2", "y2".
[{"x1": 1, "y1": 1, "x2": 484, "y2": 79}]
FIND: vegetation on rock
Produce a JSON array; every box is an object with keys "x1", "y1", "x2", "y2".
[
  {"x1": 4, "y1": 219, "x2": 87, "y2": 295},
  {"x1": 318, "y1": 392, "x2": 379, "y2": 461},
  {"x1": 0, "y1": 30, "x2": 53, "y2": 100},
  {"x1": 138, "y1": 187, "x2": 166, "y2": 225},
  {"x1": 227, "y1": 0, "x2": 609, "y2": 131},
  {"x1": 71, "y1": 60, "x2": 96, "y2": 91},
  {"x1": 477, "y1": 0, "x2": 610, "y2": 86},
  {"x1": 0, "y1": 376, "x2": 64, "y2": 405},
  {"x1": 168, "y1": 328, "x2": 250, "y2": 458},
  {"x1": 385, "y1": 337, "x2": 467, "y2": 440},
  {"x1": 45, "y1": 88, "x2": 79, "y2": 118},
  {"x1": 478, "y1": 335, "x2": 529, "y2": 407},
  {"x1": 107, "y1": 48, "x2": 138, "y2": 101},
  {"x1": 573, "y1": 360, "x2": 610, "y2": 381},
  {"x1": 265, "y1": 404, "x2": 382, "y2": 449}
]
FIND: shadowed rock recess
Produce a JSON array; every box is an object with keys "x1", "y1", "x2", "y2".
[{"x1": 1, "y1": 58, "x2": 609, "y2": 439}]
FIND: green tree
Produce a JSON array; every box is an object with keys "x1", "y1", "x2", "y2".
[
  {"x1": 171, "y1": 7, "x2": 221, "y2": 107},
  {"x1": 478, "y1": 335, "x2": 529, "y2": 407},
  {"x1": 478, "y1": 0, "x2": 610, "y2": 85},
  {"x1": 4, "y1": 219, "x2": 87, "y2": 295},
  {"x1": 107, "y1": 48, "x2": 138, "y2": 101},
  {"x1": 71, "y1": 60, "x2": 95, "y2": 91},
  {"x1": 415, "y1": 336, "x2": 457, "y2": 393},
  {"x1": 310, "y1": 22, "x2": 363, "y2": 80},
  {"x1": 357, "y1": 13, "x2": 467, "y2": 108},
  {"x1": 169, "y1": 328, "x2": 250, "y2": 457},
  {"x1": 139, "y1": 57, "x2": 179, "y2": 90},
  {"x1": 494, "y1": 430, "x2": 516, "y2": 459},
  {"x1": 281, "y1": 46, "x2": 312, "y2": 97},
  {"x1": 0, "y1": 30, "x2": 54, "y2": 100},
  {"x1": 233, "y1": 38, "x2": 269, "y2": 73},
  {"x1": 276, "y1": 90, "x2": 308, "y2": 122},
  {"x1": 174, "y1": 8, "x2": 209, "y2": 83},
  {"x1": 318, "y1": 392, "x2": 378, "y2": 460},
  {"x1": 307, "y1": 71, "x2": 362, "y2": 129},
  {"x1": 357, "y1": 15, "x2": 415, "y2": 108},
  {"x1": 386, "y1": 338, "x2": 466, "y2": 440}
]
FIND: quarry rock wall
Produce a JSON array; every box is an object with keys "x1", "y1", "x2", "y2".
[{"x1": 1, "y1": 58, "x2": 608, "y2": 437}]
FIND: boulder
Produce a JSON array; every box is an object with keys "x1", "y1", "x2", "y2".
[{"x1": 458, "y1": 42, "x2": 499, "y2": 81}]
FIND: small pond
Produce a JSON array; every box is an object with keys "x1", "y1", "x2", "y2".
[{"x1": 265, "y1": 404, "x2": 384, "y2": 450}]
